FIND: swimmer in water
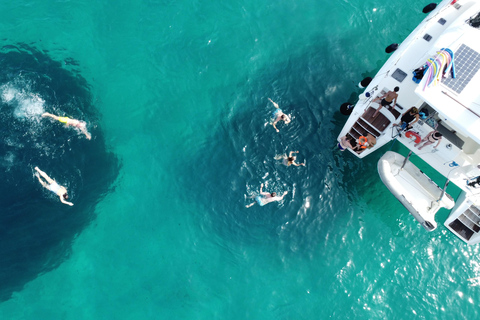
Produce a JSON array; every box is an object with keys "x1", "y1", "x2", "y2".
[
  {"x1": 274, "y1": 151, "x2": 306, "y2": 167},
  {"x1": 269, "y1": 98, "x2": 291, "y2": 132},
  {"x1": 42, "y1": 112, "x2": 91, "y2": 140},
  {"x1": 245, "y1": 183, "x2": 288, "y2": 208},
  {"x1": 34, "y1": 167, "x2": 73, "y2": 206}
]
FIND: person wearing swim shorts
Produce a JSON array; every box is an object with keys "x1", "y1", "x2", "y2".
[
  {"x1": 414, "y1": 130, "x2": 442, "y2": 150},
  {"x1": 245, "y1": 183, "x2": 288, "y2": 208},
  {"x1": 42, "y1": 112, "x2": 91, "y2": 140},
  {"x1": 34, "y1": 167, "x2": 73, "y2": 206},
  {"x1": 274, "y1": 151, "x2": 305, "y2": 167},
  {"x1": 373, "y1": 87, "x2": 399, "y2": 117},
  {"x1": 268, "y1": 98, "x2": 291, "y2": 132}
]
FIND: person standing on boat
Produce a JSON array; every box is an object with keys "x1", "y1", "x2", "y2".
[
  {"x1": 414, "y1": 130, "x2": 442, "y2": 150},
  {"x1": 394, "y1": 107, "x2": 420, "y2": 130},
  {"x1": 274, "y1": 151, "x2": 306, "y2": 167},
  {"x1": 268, "y1": 98, "x2": 291, "y2": 132},
  {"x1": 373, "y1": 87, "x2": 399, "y2": 117},
  {"x1": 34, "y1": 167, "x2": 74, "y2": 206},
  {"x1": 245, "y1": 183, "x2": 288, "y2": 208}
]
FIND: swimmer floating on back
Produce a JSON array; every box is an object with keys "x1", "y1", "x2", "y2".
[
  {"x1": 34, "y1": 166, "x2": 73, "y2": 206},
  {"x1": 274, "y1": 151, "x2": 305, "y2": 167},
  {"x1": 42, "y1": 112, "x2": 91, "y2": 140},
  {"x1": 245, "y1": 183, "x2": 288, "y2": 208},
  {"x1": 269, "y1": 98, "x2": 291, "y2": 132}
]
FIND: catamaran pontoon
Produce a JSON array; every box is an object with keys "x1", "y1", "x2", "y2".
[{"x1": 337, "y1": 0, "x2": 480, "y2": 244}]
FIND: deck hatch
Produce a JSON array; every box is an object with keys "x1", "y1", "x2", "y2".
[
  {"x1": 423, "y1": 34, "x2": 432, "y2": 41},
  {"x1": 391, "y1": 68, "x2": 407, "y2": 83},
  {"x1": 443, "y1": 44, "x2": 480, "y2": 94}
]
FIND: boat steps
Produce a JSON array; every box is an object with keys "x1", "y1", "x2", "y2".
[
  {"x1": 448, "y1": 204, "x2": 480, "y2": 241},
  {"x1": 346, "y1": 107, "x2": 390, "y2": 142}
]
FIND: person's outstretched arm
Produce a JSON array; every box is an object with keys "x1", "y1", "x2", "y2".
[
  {"x1": 259, "y1": 183, "x2": 269, "y2": 196},
  {"x1": 59, "y1": 196, "x2": 74, "y2": 206},
  {"x1": 373, "y1": 93, "x2": 386, "y2": 102},
  {"x1": 410, "y1": 114, "x2": 420, "y2": 126},
  {"x1": 42, "y1": 112, "x2": 59, "y2": 120}
]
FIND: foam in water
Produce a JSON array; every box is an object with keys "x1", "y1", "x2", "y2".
[
  {"x1": 1, "y1": 81, "x2": 45, "y2": 120},
  {"x1": 0, "y1": 44, "x2": 119, "y2": 302}
]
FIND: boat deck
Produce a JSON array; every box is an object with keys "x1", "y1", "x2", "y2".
[{"x1": 346, "y1": 107, "x2": 393, "y2": 151}]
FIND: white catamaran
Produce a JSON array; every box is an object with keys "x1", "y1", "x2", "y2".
[{"x1": 337, "y1": 0, "x2": 480, "y2": 244}]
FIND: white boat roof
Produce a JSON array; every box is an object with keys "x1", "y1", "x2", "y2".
[{"x1": 414, "y1": 1, "x2": 480, "y2": 144}]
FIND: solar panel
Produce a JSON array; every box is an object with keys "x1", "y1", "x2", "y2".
[{"x1": 444, "y1": 44, "x2": 480, "y2": 93}]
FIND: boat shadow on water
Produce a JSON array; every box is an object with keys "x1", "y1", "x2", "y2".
[{"x1": 0, "y1": 44, "x2": 119, "y2": 302}]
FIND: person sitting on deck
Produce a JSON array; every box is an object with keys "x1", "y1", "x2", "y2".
[
  {"x1": 414, "y1": 130, "x2": 442, "y2": 150},
  {"x1": 338, "y1": 136, "x2": 355, "y2": 151},
  {"x1": 393, "y1": 107, "x2": 420, "y2": 131},
  {"x1": 352, "y1": 133, "x2": 376, "y2": 152},
  {"x1": 339, "y1": 134, "x2": 376, "y2": 153},
  {"x1": 372, "y1": 87, "x2": 399, "y2": 117}
]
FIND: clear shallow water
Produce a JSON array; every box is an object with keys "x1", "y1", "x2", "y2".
[{"x1": 0, "y1": 0, "x2": 479, "y2": 319}]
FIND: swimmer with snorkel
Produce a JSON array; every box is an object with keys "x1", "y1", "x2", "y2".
[{"x1": 42, "y1": 112, "x2": 91, "y2": 140}]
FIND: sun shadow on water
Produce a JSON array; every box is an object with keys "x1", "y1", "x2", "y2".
[{"x1": 0, "y1": 44, "x2": 119, "y2": 301}]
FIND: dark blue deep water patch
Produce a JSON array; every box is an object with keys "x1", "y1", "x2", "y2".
[{"x1": 0, "y1": 44, "x2": 119, "y2": 301}]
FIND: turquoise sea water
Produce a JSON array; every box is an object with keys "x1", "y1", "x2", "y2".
[{"x1": 0, "y1": 0, "x2": 479, "y2": 319}]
